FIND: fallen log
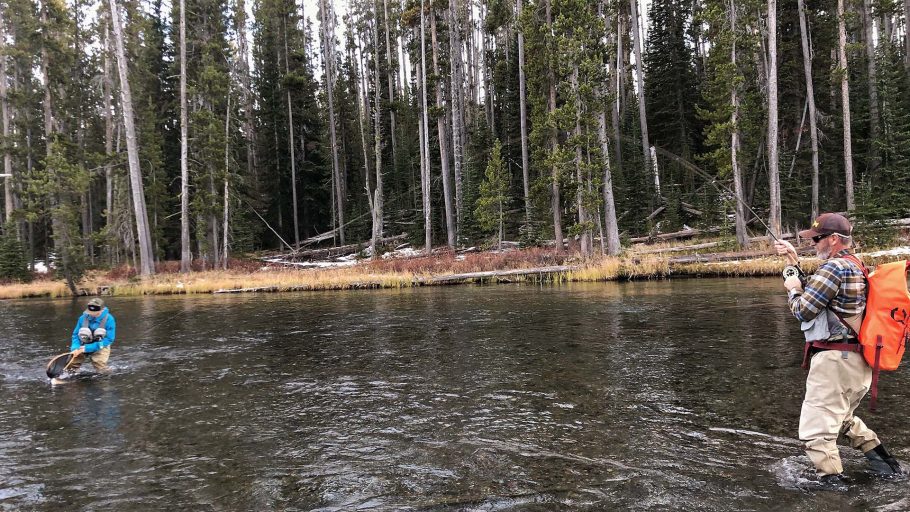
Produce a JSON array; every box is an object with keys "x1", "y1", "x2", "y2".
[
  {"x1": 680, "y1": 205, "x2": 703, "y2": 217},
  {"x1": 416, "y1": 265, "x2": 579, "y2": 285},
  {"x1": 636, "y1": 241, "x2": 725, "y2": 254},
  {"x1": 634, "y1": 232, "x2": 797, "y2": 254},
  {"x1": 645, "y1": 206, "x2": 667, "y2": 221},
  {"x1": 214, "y1": 286, "x2": 280, "y2": 294},
  {"x1": 668, "y1": 246, "x2": 815, "y2": 265},
  {"x1": 629, "y1": 227, "x2": 722, "y2": 243},
  {"x1": 668, "y1": 251, "x2": 771, "y2": 264},
  {"x1": 261, "y1": 233, "x2": 408, "y2": 261}
]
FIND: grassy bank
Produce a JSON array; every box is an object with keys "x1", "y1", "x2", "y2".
[{"x1": 2, "y1": 240, "x2": 907, "y2": 299}]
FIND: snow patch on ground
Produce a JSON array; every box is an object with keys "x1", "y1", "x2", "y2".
[
  {"x1": 382, "y1": 247, "x2": 421, "y2": 259},
  {"x1": 260, "y1": 257, "x2": 357, "y2": 270},
  {"x1": 261, "y1": 243, "x2": 428, "y2": 270},
  {"x1": 861, "y1": 246, "x2": 910, "y2": 258}
]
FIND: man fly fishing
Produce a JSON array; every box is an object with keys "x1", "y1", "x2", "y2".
[{"x1": 774, "y1": 213, "x2": 902, "y2": 485}]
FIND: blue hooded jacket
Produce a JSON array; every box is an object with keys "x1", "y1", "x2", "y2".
[{"x1": 70, "y1": 308, "x2": 116, "y2": 353}]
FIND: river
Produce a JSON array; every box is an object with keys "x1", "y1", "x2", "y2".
[{"x1": 1, "y1": 279, "x2": 908, "y2": 510}]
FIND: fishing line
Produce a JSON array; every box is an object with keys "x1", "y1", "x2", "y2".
[
  {"x1": 133, "y1": 307, "x2": 192, "y2": 340},
  {"x1": 606, "y1": 131, "x2": 783, "y2": 243}
]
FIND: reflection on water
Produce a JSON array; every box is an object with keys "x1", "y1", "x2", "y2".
[{"x1": 0, "y1": 280, "x2": 909, "y2": 510}]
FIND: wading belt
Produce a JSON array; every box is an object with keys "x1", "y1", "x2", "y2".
[{"x1": 801, "y1": 339, "x2": 862, "y2": 370}]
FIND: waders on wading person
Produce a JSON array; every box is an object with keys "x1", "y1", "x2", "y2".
[{"x1": 775, "y1": 213, "x2": 903, "y2": 486}]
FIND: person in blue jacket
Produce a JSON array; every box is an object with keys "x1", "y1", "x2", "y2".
[{"x1": 66, "y1": 297, "x2": 116, "y2": 375}]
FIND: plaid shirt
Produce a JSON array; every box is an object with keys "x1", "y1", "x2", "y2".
[{"x1": 787, "y1": 249, "x2": 867, "y2": 323}]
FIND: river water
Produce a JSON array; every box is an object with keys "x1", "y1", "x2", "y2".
[{"x1": 1, "y1": 279, "x2": 909, "y2": 511}]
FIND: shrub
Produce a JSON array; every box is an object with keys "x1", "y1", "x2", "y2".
[{"x1": 0, "y1": 226, "x2": 31, "y2": 282}]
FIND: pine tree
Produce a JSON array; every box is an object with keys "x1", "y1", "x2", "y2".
[
  {"x1": 109, "y1": 0, "x2": 156, "y2": 275},
  {"x1": 0, "y1": 222, "x2": 29, "y2": 281},
  {"x1": 699, "y1": 0, "x2": 764, "y2": 245},
  {"x1": 475, "y1": 139, "x2": 510, "y2": 249},
  {"x1": 644, "y1": 0, "x2": 703, "y2": 193},
  {"x1": 40, "y1": 0, "x2": 89, "y2": 292}
]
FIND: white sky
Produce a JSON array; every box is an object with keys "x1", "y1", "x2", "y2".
[
  {"x1": 80, "y1": 0, "x2": 649, "y2": 87},
  {"x1": 288, "y1": 0, "x2": 648, "y2": 88}
]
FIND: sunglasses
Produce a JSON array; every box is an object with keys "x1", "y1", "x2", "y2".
[
  {"x1": 811, "y1": 233, "x2": 833, "y2": 244},
  {"x1": 87, "y1": 305, "x2": 101, "y2": 312}
]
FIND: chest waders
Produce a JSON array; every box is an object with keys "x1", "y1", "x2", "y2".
[{"x1": 78, "y1": 312, "x2": 109, "y2": 345}]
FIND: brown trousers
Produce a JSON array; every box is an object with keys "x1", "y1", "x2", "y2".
[
  {"x1": 67, "y1": 347, "x2": 111, "y2": 373},
  {"x1": 799, "y1": 349, "x2": 880, "y2": 475}
]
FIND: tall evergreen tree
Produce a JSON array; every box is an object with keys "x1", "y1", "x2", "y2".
[{"x1": 644, "y1": 0, "x2": 703, "y2": 193}]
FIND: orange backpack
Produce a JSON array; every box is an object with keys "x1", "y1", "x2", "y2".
[{"x1": 843, "y1": 256, "x2": 910, "y2": 410}]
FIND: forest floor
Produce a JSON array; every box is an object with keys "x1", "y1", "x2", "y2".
[{"x1": 4, "y1": 233, "x2": 910, "y2": 299}]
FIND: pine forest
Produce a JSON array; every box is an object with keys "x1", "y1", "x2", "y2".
[{"x1": 1, "y1": 0, "x2": 909, "y2": 287}]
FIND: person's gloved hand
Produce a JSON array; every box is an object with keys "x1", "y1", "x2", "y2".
[
  {"x1": 774, "y1": 239, "x2": 799, "y2": 265},
  {"x1": 71, "y1": 346, "x2": 85, "y2": 356},
  {"x1": 784, "y1": 275, "x2": 803, "y2": 292}
]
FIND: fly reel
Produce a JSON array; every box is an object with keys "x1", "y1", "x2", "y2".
[{"x1": 782, "y1": 265, "x2": 807, "y2": 286}]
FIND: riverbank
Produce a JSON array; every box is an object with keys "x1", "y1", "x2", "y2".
[{"x1": 3, "y1": 240, "x2": 909, "y2": 299}]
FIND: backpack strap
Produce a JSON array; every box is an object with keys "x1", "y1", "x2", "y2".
[
  {"x1": 842, "y1": 253, "x2": 869, "y2": 278},
  {"x1": 83, "y1": 309, "x2": 109, "y2": 331},
  {"x1": 870, "y1": 334, "x2": 884, "y2": 411},
  {"x1": 829, "y1": 254, "x2": 868, "y2": 339},
  {"x1": 838, "y1": 254, "x2": 883, "y2": 411}
]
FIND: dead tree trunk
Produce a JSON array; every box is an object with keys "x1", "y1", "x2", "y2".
[
  {"x1": 766, "y1": 0, "x2": 781, "y2": 236},
  {"x1": 371, "y1": 2, "x2": 384, "y2": 257},
  {"x1": 517, "y1": 0, "x2": 531, "y2": 224},
  {"x1": 235, "y1": 0, "x2": 256, "y2": 182},
  {"x1": 730, "y1": 0, "x2": 749, "y2": 248},
  {"x1": 838, "y1": 0, "x2": 855, "y2": 210},
  {"x1": 283, "y1": 18, "x2": 299, "y2": 247},
  {"x1": 356, "y1": 28, "x2": 374, "y2": 229},
  {"x1": 420, "y1": 1, "x2": 432, "y2": 252},
  {"x1": 546, "y1": 0, "x2": 563, "y2": 252},
  {"x1": 382, "y1": 0, "x2": 397, "y2": 165},
  {"x1": 449, "y1": 0, "x2": 465, "y2": 242},
  {"x1": 320, "y1": 0, "x2": 345, "y2": 244},
  {"x1": 629, "y1": 0, "x2": 655, "y2": 196},
  {"x1": 430, "y1": 4, "x2": 455, "y2": 248},
  {"x1": 110, "y1": 0, "x2": 155, "y2": 275},
  {"x1": 796, "y1": 0, "x2": 820, "y2": 220},
  {"x1": 179, "y1": 0, "x2": 191, "y2": 272},
  {"x1": 611, "y1": 9, "x2": 624, "y2": 183},
  {"x1": 0, "y1": 11, "x2": 12, "y2": 225},
  {"x1": 102, "y1": 18, "x2": 115, "y2": 261},
  {"x1": 222, "y1": 83, "x2": 231, "y2": 270},
  {"x1": 862, "y1": 0, "x2": 880, "y2": 173}
]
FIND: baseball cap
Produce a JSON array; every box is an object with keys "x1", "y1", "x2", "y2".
[
  {"x1": 798, "y1": 213, "x2": 852, "y2": 239},
  {"x1": 86, "y1": 298, "x2": 105, "y2": 311}
]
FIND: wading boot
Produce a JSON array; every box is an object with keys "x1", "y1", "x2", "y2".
[
  {"x1": 864, "y1": 444, "x2": 904, "y2": 477},
  {"x1": 816, "y1": 473, "x2": 852, "y2": 491}
]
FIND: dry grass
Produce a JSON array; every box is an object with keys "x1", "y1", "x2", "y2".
[
  {"x1": 363, "y1": 247, "x2": 564, "y2": 274},
  {"x1": 2, "y1": 236, "x2": 908, "y2": 299},
  {"x1": 0, "y1": 279, "x2": 70, "y2": 299},
  {"x1": 83, "y1": 267, "x2": 418, "y2": 296}
]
